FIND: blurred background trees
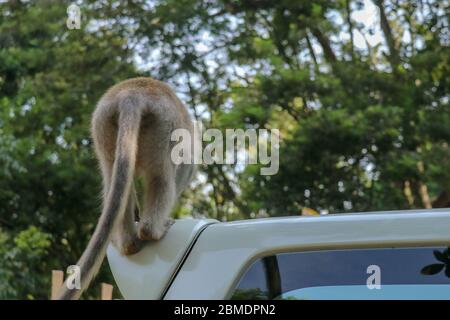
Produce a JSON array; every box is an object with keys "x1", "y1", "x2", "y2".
[{"x1": 0, "y1": 0, "x2": 448, "y2": 298}]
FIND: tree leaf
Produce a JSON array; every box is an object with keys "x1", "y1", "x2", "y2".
[
  {"x1": 445, "y1": 266, "x2": 450, "y2": 278},
  {"x1": 421, "y1": 264, "x2": 445, "y2": 275},
  {"x1": 433, "y1": 250, "x2": 448, "y2": 263}
]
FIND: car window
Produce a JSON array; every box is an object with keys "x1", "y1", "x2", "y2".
[{"x1": 231, "y1": 247, "x2": 450, "y2": 300}]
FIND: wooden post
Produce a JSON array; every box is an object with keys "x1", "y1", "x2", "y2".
[
  {"x1": 51, "y1": 270, "x2": 64, "y2": 300},
  {"x1": 101, "y1": 283, "x2": 113, "y2": 300}
]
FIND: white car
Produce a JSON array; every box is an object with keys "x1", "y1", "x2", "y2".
[{"x1": 107, "y1": 209, "x2": 450, "y2": 300}]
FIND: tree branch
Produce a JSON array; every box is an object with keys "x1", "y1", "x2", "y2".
[
  {"x1": 345, "y1": 0, "x2": 355, "y2": 58},
  {"x1": 310, "y1": 27, "x2": 337, "y2": 64},
  {"x1": 305, "y1": 33, "x2": 319, "y2": 72},
  {"x1": 373, "y1": 0, "x2": 400, "y2": 70}
]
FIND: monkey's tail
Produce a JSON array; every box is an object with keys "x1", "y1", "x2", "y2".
[{"x1": 56, "y1": 96, "x2": 141, "y2": 300}]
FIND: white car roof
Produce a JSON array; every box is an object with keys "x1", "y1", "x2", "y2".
[{"x1": 107, "y1": 208, "x2": 450, "y2": 299}]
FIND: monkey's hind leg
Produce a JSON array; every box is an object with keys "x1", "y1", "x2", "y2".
[
  {"x1": 113, "y1": 185, "x2": 144, "y2": 255},
  {"x1": 138, "y1": 166, "x2": 176, "y2": 241}
]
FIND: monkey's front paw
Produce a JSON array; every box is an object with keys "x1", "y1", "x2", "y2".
[{"x1": 138, "y1": 218, "x2": 174, "y2": 241}]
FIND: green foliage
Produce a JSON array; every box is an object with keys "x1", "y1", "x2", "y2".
[
  {"x1": 231, "y1": 288, "x2": 267, "y2": 300},
  {"x1": 0, "y1": 0, "x2": 136, "y2": 299},
  {"x1": 14, "y1": 226, "x2": 51, "y2": 256},
  {"x1": 0, "y1": 226, "x2": 51, "y2": 299}
]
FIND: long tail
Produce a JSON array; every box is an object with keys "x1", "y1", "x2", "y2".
[{"x1": 56, "y1": 96, "x2": 141, "y2": 300}]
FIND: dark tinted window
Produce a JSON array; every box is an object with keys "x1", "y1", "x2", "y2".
[{"x1": 231, "y1": 247, "x2": 450, "y2": 300}]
